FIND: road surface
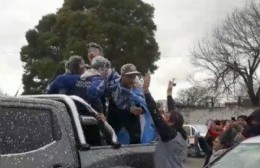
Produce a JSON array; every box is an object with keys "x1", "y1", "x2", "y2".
[{"x1": 184, "y1": 157, "x2": 204, "y2": 168}]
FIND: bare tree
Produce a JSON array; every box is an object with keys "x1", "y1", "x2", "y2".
[
  {"x1": 177, "y1": 85, "x2": 219, "y2": 107},
  {"x1": 192, "y1": 1, "x2": 260, "y2": 106}
]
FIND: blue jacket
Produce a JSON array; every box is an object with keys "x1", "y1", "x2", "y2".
[
  {"x1": 47, "y1": 74, "x2": 81, "y2": 95},
  {"x1": 107, "y1": 75, "x2": 157, "y2": 144},
  {"x1": 47, "y1": 73, "x2": 106, "y2": 113}
]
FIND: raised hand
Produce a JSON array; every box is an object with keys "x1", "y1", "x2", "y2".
[
  {"x1": 130, "y1": 107, "x2": 144, "y2": 116},
  {"x1": 167, "y1": 80, "x2": 174, "y2": 96},
  {"x1": 95, "y1": 113, "x2": 106, "y2": 122},
  {"x1": 142, "y1": 73, "x2": 151, "y2": 94}
]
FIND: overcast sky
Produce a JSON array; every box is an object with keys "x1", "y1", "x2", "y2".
[{"x1": 0, "y1": 0, "x2": 247, "y2": 99}]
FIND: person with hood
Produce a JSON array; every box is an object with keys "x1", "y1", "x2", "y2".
[
  {"x1": 142, "y1": 73, "x2": 187, "y2": 168},
  {"x1": 47, "y1": 55, "x2": 105, "y2": 120},
  {"x1": 80, "y1": 56, "x2": 112, "y2": 113}
]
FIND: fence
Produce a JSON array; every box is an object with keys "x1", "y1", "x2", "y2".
[
  {"x1": 158, "y1": 96, "x2": 253, "y2": 109},
  {"x1": 181, "y1": 96, "x2": 252, "y2": 108}
]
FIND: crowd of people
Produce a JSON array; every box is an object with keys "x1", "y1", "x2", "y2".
[
  {"x1": 45, "y1": 42, "x2": 260, "y2": 168},
  {"x1": 198, "y1": 111, "x2": 260, "y2": 167}
]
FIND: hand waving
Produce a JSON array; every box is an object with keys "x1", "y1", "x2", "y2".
[
  {"x1": 142, "y1": 73, "x2": 151, "y2": 94},
  {"x1": 167, "y1": 80, "x2": 174, "y2": 96}
]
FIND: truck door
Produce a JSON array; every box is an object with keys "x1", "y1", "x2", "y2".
[
  {"x1": 79, "y1": 116, "x2": 155, "y2": 168},
  {"x1": 0, "y1": 97, "x2": 79, "y2": 168}
]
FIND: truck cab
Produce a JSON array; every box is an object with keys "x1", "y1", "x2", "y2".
[{"x1": 0, "y1": 94, "x2": 155, "y2": 168}]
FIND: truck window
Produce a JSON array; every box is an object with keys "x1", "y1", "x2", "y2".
[{"x1": 0, "y1": 107, "x2": 61, "y2": 155}]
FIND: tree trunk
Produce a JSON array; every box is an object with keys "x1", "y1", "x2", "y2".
[
  {"x1": 250, "y1": 95, "x2": 259, "y2": 106},
  {"x1": 247, "y1": 85, "x2": 259, "y2": 106}
]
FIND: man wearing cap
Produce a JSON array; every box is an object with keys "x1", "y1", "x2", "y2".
[{"x1": 107, "y1": 63, "x2": 156, "y2": 144}]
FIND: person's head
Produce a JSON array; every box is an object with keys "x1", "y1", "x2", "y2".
[
  {"x1": 162, "y1": 110, "x2": 184, "y2": 129},
  {"x1": 237, "y1": 115, "x2": 248, "y2": 126},
  {"x1": 87, "y1": 42, "x2": 103, "y2": 63},
  {"x1": 215, "y1": 120, "x2": 221, "y2": 126},
  {"x1": 247, "y1": 109, "x2": 260, "y2": 126},
  {"x1": 220, "y1": 120, "x2": 226, "y2": 127},
  {"x1": 231, "y1": 117, "x2": 236, "y2": 122},
  {"x1": 223, "y1": 120, "x2": 232, "y2": 131},
  {"x1": 244, "y1": 109, "x2": 260, "y2": 138},
  {"x1": 120, "y1": 63, "x2": 140, "y2": 88},
  {"x1": 91, "y1": 56, "x2": 111, "y2": 77},
  {"x1": 206, "y1": 119, "x2": 215, "y2": 129},
  {"x1": 66, "y1": 55, "x2": 85, "y2": 74}
]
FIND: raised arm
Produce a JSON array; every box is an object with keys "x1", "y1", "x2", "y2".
[
  {"x1": 143, "y1": 74, "x2": 177, "y2": 142},
  {"x1": 167, "y1": 81, "x2": 177, "y2": 112}
]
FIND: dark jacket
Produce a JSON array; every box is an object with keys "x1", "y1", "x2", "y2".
[
  {"x1": 47, "y1": 73, "x2": 105, "y2": 113},
  {"x1": 107, "y1": 99, "x2": 141, "y2": 144},
  {"x1": 144, "y1": 93, "x2": 177, "y2": 142},
  {"x1": 167, "y1": 96, "x2": 187, "y2": 140},
  {"x1": 145, "y1": 92, "x2": 187, "y2": 168}
]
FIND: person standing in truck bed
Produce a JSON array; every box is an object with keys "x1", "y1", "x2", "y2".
[
  {"x1": 106, "y1": 64, "x2": 156, "y2": 144},
  {"x1": 47, "y1": 55, "x2": 105, "y2": 119}
]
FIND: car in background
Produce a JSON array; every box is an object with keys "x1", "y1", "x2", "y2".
[
  {"x1": 183, "y1": 124, "x2": 208, "y2": 157},
  {"x1": 205, "y1": 135, "x2": 260, "y2": 168}
]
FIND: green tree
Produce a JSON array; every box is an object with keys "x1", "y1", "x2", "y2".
[
  {"x1": 191, "y1": 1, "x2": 260, "y2": 106},
  {"x1": 21, "y1": 0, "x2": 160, "y2": 94}
]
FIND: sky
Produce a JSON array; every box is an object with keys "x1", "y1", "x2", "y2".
[{"x1": 0, "y1": 0, "x2": 247, "y2": 99}]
